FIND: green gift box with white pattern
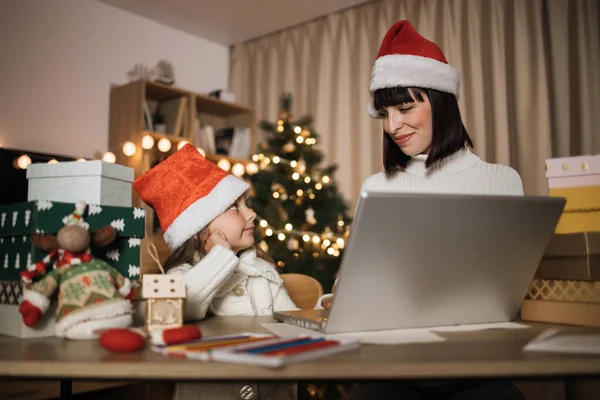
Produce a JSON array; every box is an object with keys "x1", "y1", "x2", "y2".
[{"x1": 0, "y1": 200, "x2": 145, "y2": 288}]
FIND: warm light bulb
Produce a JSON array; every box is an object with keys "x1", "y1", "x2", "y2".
[
  {"x1": 196, "y1": 147, "x2": 206, "y2": 157},
  {"x1": 157, "y1": 138, "x2": 171, "y2": 152},
  {"x1": 141, "y1": 134, "x2": 154, "y2": 150},
  {"x1": 16, "y1": 155, "x2": 31, "y2": 169},
  {"x1": 312, "y1": 236, "x2": 320, "y2": 244},
  {"x1": 292, "y1": 172, "x2": 300, "y2": 180},
  {"x1": 327, "y1": 248, "x2": 335, "y2": 255},
  {"x1": 217, "y1": 158, "x2": 231, "y2": 171},
  {"x1": 102, "y1": 152, "x2": 116, "y2": 163},
  {"x1": 323, "y1": 239, "x2": 331, "y2": 247},
  {"x1": 272, "y1": 156, "x2": 280, "y2": 164},
  {"x1": 337, "y1": 238, "x2": 345, "y2": 247},
  {"x1": 260, "y1": 220, "x2": 268, "y2": 228},
  {"x1": 122, "y1": 141, "x2": 137, "y2": 156},
  {"x1": 231, "y1": 163, "x2": 245, "y2": 177},
  {"x1": 294, "y1": 126, "x2": 302, "y2": 134},
  {"x1": 285, "y1": 223, "x2": 292, "y2": 231},
  {"x1": 315, "y1": 183, "x2": 323, "y2": 190},
  {"x1": 277, "y1": 120, "x2": 284, "y2": 125},
  {"x1": 48, "y1": 159, "x2": 59, "y2": 164},
  {"x1": 322, "y1": 175, "x2": 330, "y2": 183},
  {"x1": 338, "y1": 220, "x2": 344, "y2": 227},
  {"x1": 277, "y1": 125, "x2": 284, "y2": 132},
  {"x1": 177, "y1": 140, "x2": 189, "y2": 150},
  {"x1": 296, "y1": 136, "x2": 304, "y2": 144},
  {"x1": 266, "y1": 229, "x2": 273, "y2": 236},
  {"x1": 263, "y1": 157, "x2": 271, "y2": 165},
  {"x1": 290, "y1": 160, "x2": 297, "y2": 168},
  {"x1": 296, "y1": 189, "x2": 303, "y2": 196},
  {"x1": 278, "y1": 233, "x2": 286, "y2": 241},
  {"x1": 245, "y1": 162, "x2": 259, "y2": 175},
  {"x1": 304, "y1": 176, "x2": 311, "y2": 183},
  {"x1": 309, "y1": 193, "x2": 315, "y2": 199},
  {"x1": 302, "y1": 234, "x2": 310, "y2": 242},
  {"x1": 273, "y1": 192, "x2": 280, "y2": 199},
  {"x1": 252, "y1": 154, "x2": 260, "y2": 162}
]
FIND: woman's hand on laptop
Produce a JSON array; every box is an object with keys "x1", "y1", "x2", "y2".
[{"x1": 321, "y1": 296, "x2": 333, "y2": 309}]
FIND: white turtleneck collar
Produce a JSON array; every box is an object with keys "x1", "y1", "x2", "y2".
[{"x1": 403, "y1": 148, "x2": 480, "y2": 178}]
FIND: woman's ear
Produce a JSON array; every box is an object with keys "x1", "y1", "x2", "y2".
[
  {"x1": 90, "y1": 225, "x2": 117, "y2": 248},
  {"x1": 31, "y1": 234, "x2": 59, "y2": 252}
]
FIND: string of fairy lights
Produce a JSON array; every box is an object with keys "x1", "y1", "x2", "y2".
[
  {"x1": 8, "y1": 118, "x2": 350, "y2": 262},
  {"x1": 10, "y1": 133, "x2": 260, "y2": 178},
  {"x1": 250, "y1": 119, "x2": 350, "y2": 262}
]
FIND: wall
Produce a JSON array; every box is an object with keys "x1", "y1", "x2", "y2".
[{"x1": 0, "y1": 0, "x2": 229, "y2": 159}]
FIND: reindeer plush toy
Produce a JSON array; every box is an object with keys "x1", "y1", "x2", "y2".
[{"x1": 19, "y1": 201, "x2": 134, "y2": 339}]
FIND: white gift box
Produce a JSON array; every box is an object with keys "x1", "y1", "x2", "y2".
[{"x1": 27, "y1": 161, "x2": 134, "y2": 207}]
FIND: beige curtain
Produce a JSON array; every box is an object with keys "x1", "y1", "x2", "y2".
[{"x1": 230, "y1": 0, "x2": 600, "y2": 205}]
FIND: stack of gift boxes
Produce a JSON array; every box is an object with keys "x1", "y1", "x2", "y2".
[
  {"x1": 0, "y1": 160, "x2": 145, "y2": 337},
  {"x1": 522, "y1": 155, "x2": 600, "y2": 327}
]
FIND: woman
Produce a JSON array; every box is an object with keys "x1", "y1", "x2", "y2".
[{"x1": 323, "y1": 20, "x2": 526, "y2": 399}]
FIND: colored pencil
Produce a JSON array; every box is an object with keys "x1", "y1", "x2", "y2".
[
  {"x1": 241, "y1": 337, "x2": 326, "y2": 354},
  {"x1": 261, "y1": 340, "x2": 340, "y2": 357}
]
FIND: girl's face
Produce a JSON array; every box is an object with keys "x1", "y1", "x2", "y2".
[
  {"x1": 208, "y1": 196, "x2": 257, "y2": 253},
  {"x1": 380, "y1": 90, "x2": 433, "y2": 156}
]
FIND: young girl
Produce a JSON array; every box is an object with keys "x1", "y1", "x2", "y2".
[{"x1": 134, "y1": 143, "x2": 298, "y2": 400}]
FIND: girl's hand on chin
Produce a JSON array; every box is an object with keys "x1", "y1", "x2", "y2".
[{"x1": 205, "y1": 230, "x2": 231, "y2": 252}]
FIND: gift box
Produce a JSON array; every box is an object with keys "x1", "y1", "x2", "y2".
[
  {"x1": 0, "y1": 200, "x2": 145, "y2": 338},
  {"x1": 0, "y1": 200, "x2": 145, "y2": 281},
  {"x1": 27, "y1": 161, "x2": 134, "y2": 207},
  {"x1": 548, "y1": 186, "x2": 600, "y2": 212},
  {"x1": 536, "y1": 232, "x2": 600, "y2": 281},
  {"x1": 521, "y1": 299, "x2": 600, "y2": 328},
  {"x1": 526, "y1": 278, "x2": 600, "y2": 303},
  {"x1": 545, "y1": 155, "x2": 600, "y2": 189},
  {"x1": 521, "y1": 277, "x2": 600, "y2": 328},
  {"x1": 555, "y1": 211, "x2": 600, "y2": 234}
]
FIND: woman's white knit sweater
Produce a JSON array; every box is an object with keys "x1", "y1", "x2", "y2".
[{"x1": 360, "y1": 148, "x2": 524, "y2": 196}]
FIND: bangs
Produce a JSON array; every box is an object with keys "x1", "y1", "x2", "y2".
[{"x1": 373, "y1": 87, "x2": 425, "y2": 110}]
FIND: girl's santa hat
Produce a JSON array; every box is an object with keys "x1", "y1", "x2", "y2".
[
  {"x1": 133, "y1": 144, "x2": 249, "y2": 251},
  {"x1": 368, "y1": 20, "x2": 460, "y2": 117}
]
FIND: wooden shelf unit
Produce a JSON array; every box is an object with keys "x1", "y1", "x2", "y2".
[{"x1": 108, "y1": 80, "x2": 256, "y2": 273}]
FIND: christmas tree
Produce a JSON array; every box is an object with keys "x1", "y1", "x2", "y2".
[{"x1": 245, "y1": 93, "x2": 352, "y2": 292}]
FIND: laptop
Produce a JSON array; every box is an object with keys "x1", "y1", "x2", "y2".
[{"x1": 273, "y1": 191, "x2": 566, "y2": 333}]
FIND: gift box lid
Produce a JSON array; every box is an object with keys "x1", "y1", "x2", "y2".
[
  {"x1": 544, "y1": 232, "x2": 600, "y2": 257},
  {"x1": 545, "y1": 155, "x2": 600, "y2": 179},
  {"x1": 0, "y1": 200, "x2": 145, "y2": 237},
  {"x1": 26, "y1": 160, "x2": 134, "y2": 182}
]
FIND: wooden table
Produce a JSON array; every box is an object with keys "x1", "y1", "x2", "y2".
[{"x1": 1, "y1": 316, "x2": 599, "y2": 383}]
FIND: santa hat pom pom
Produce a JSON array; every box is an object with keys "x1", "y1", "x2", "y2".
[
  {"x1": 99, "y1": 328, "x2": 146, "y2": 353},
  {"x1": 150, "y1": 325, "x2": 202, "y2": 346}
]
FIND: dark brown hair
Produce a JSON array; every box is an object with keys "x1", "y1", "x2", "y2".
[{"x1": 374, "y1": 86, "x2": 473, "y2": 174}]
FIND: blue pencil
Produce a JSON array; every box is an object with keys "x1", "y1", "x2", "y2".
[{"x1": 242, "y1": 337, "x2": 326, "y2": 354}]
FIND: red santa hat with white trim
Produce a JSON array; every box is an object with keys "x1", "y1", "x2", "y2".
[
  {"x1": 367, "y1": 20, "x2": 460, "y2": 117},
  {"x1": 133, "y1": 144, "x2": 249, "y2": 251}
]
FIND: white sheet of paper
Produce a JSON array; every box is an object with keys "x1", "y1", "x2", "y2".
[
  {"x1": 261, "y1": 322, "x2": 530, "y2": 345},
  {"x1": 524, "y1": 328, "x2": 600, "y2": 355},
  {"x1": 260, "y1": 323, "x2": 445, "y2": 344},
  {"x1": 429, "y1": 322, "x2": 530, "y2": 332}
]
